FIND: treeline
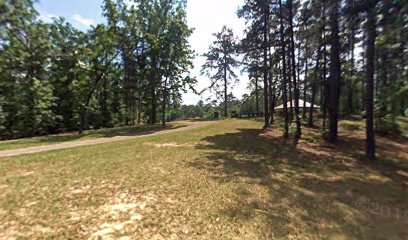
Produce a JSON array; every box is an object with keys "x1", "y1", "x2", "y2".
[
  {"x1": 236, "y1": 0, "x2": 407, "y2": 160},
  {"x1": 0, "y1": 0, "x2": 194, "y2": 139},
  {"x1": 177, "y1": 95, "x2": 256, "y2": 119}
]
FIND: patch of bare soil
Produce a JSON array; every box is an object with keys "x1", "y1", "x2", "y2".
[{"x1": 143, "y1": 142, "x2": 195, "y2": 148}]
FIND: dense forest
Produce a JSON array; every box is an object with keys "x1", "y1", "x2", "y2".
[
  {"x1": 0, "y1": 0, "x2": 195, "y2": 138},
  {"x1": 233, "y1": 0, "x2": 407, "y2": 160},
  {"x1": 1, "y1": 0, "x2": 407, "y2": 161}
]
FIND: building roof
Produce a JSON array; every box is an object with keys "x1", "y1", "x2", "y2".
[{"x1": 275, "y1": 99, "x2": 320, "y2": 109}]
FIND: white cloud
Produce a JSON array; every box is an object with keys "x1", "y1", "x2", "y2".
[{"x1": 72, "y1": 14, "x2": 95, "y2": 27}]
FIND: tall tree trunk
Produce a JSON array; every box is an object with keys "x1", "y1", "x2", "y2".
[
  {"x1": 279, "y1": 0, "x2": 289, "y2": 137},
  {"x1": 303, "y1": 40, "x2": 308, "y2": 118},
  {"x1": 268, "y1": 47, "x2": 275, "y2": 124},
  {"x1": 263, "y1": 4, "x2": 270, "y2": 128},
  {"x1": 347, "y1": 23, "x2": 355, "y2": 115},
  {"x1": 361, "y1": 30, "x2": 366, "y2": 112},
  {"x1": 287, "y1": 50, "x2": 294, "y2": 120},
  {"x1": 162, "y1": 77, "x2": 168, "y2": 126},
  {"x1": 112, "y1": 79, "x2": 120, "y2": 114},
  {"x1": 255, "y1": 74, "x2": 259, "y2": 113},
  {"x1": 151, "y1": 84, "x2": 156, "y2": 124},
  {"x1": 328, "y1": 0, "x2": 341, "y2": 143},
  {"x1": 365, "y1": 4, "x2": 376, "y2": 160},
  {"x1": 271, "y1": 86, "x2": 276, "y2": 124},
  {"x1": 322, "y1": 40, "x2": 328, "y2": 129},
  {"x1": 123, "y1": 51, "x2": 131, "y2": 125},
  {"x1": 345, "y1": 0, "x2": 355, "y2": 116},
  {"x1": 138, "y1": 39, "x2": 146, "y2": 125},
  {"x1": 288, "y1": 0, "x2": 301, "y2": 138},
  {"x1": 102, "y1": 80, "x2": 109, "y2": 127},
  {"x1": 79, "y1": 109, "x2": 85, "y2": 134},
  {"x1": 151, "y1": 54, "x2": 158, "y2": 124},
  {"x1": 224, "y1": 66, "x2": 228, "y2": 117},
  {"x1": 268, "y1": 76, "x2": 273, "y2": 124},
  {"x1": 309, "y1": 45, "x2": 321, "y2": 127},
  {"x1": 268, "y1": 54, "x2": 274, "y2": 124},
  {"x1": 138, "y1": 88, "x2": 142, "y2": 124}
]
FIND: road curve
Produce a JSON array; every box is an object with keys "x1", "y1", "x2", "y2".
[{"x1": 0, "y1": 121, "x2": 214, "y2": 158}]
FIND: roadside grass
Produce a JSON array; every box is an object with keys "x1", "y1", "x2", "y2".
[
  {"x1": 0, "y1": 119, "x2": 407, "y2": 239},
  {"x1": 0, "y1": 122, "x2": 185, "y2": 151}
]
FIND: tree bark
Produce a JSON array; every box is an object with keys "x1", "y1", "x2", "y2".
[
  {"x1": 151, "y1": 83, "x2": 156, "y2": 124},
  {"x1": 255, "y1": 74, "x2": 259, "y2": 114},
  {"x1": 224, "y1": 65, "x2": 228, "y2": 117},
  {"x1": 288, "y1": 0, "x2": 301, "y2": 138},
  {"x1": 322, "y1": 39, "x2": 328, "y2": 129},
  {"x1": 279, "y1": 0, "x2": 289, "y2": 137},
  {"x1": 309, "y1": 45, "x2": 321, "y2": 128},
  {"x1": 268, "y1": 46, "x2": 275, "y2": 124},
  {"x1": 347, "y1": 15, "x2": 355, "y2": 115},
  {"x1": 162, "y1": 77, "x2": 168, "y2": 126},
  {"x1": 328, "y1": 0, "x2": 341, "y2": 143},
  {"x1": 303, "y1": 40, "x2": 308, "y2": 118},
  {"x1": 263, "y1": 4, "x2": 270, "y2": 128},
  {"x1": 365, "y1": 4, "x2": 376, "y2": 160},
  {"x1": 361, "y1": 30, "x2": 366, "y2": 112},
  {"x1": 287, "y1": 50, "x2": 294, "y2": 120}
]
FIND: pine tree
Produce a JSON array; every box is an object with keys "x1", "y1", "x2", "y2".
[
  {"x1": 201, "y1": 26, "x2": 239, "y2": 117},
  {"x1": 328, "y1": 0, "x2": 341, "y2": 143}
]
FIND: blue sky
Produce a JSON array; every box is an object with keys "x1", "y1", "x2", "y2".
[{"x1": 35, "y1": 0, "x2": 248, "y2": 105}]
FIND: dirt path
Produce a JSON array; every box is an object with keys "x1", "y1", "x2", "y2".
[{"x1": 0, "y1": 121, "x2": 214, "y2": 158}]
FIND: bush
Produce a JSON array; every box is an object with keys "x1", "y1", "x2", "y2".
[{"x1": 377, "y1": 114, "x2": 401, "y2": 134}]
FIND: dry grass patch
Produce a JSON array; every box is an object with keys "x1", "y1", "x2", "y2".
[{"x1": 0, "y1": 119, "x2": 407, "y2": 239}]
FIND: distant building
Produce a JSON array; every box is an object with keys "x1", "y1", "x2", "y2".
[{"x1": 275, "y1": 99, "x2": 320, "y2": 109}]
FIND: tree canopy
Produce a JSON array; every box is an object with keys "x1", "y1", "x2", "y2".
[{"x1": 0, "y1": 0, "x2": 194, "y2": 138}]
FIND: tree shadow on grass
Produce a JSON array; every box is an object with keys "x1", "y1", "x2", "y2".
[{"x1": 191, "y1": 127, "x2": 408, "y2": 239}]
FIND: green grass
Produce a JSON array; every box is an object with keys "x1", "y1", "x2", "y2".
[
  {"x1": 0, "y1": 123, "x2": 184, "y2": 151},
  {"x1": 0, "y1": 119, "x2": 407, "y2": 239}
]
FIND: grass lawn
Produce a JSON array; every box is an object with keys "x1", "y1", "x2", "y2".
[
  {"x1": 0, "y1": 123, "x2": 185, "y2": 151},
  {"x1": 0, "y1": 119, "x2": 407, "y2": 239}
]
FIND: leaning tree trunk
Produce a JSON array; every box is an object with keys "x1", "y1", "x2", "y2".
[
  {"x1": 365, "y1": 4, "x2": 376, "y2": 160},
  {"x1": 328, "y1": 0, "x2": 341, "y2": 143}
]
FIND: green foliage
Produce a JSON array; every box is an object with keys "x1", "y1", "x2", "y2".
[
  {"x1": 201, "y1": 26, "x2": 239, "y2": 116},
  {"x1": 0, "y1": 0, "x2": 195, "y2": 139}
]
